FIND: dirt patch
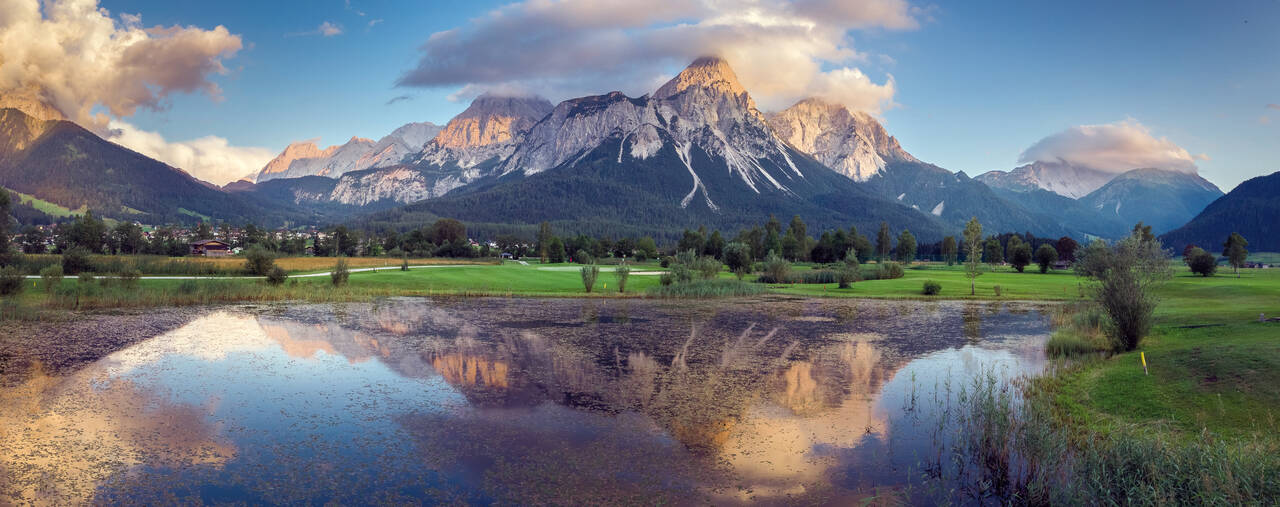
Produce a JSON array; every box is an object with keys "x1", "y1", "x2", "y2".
[{"x1": 0, "y1": 307, "x2": 204, "y2": 386}]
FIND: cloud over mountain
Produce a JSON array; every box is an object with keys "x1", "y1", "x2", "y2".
[
  {"x1": 106, "y1": 120, "x2": 275, "y2": 186},
  {"x1": 0, "y1": 0, "x2": 272, "y2": 184},
  {"x1": 396, "y1": 0, "x2": 914, "y2": 113},
  {"x1": 0, "y1": 0, "x2": 243, "y2": 131},
  {"x1": 1018, "y1": 120, "x2": 1201, "y2": 174}
]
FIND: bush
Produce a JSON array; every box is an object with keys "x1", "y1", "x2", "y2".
[
  {"x1": 119, "y1": 268, "x2": 141, "y2": 288},
  {"x1": 401, "y1": 255, "x2": 409, "y2": 271},
  {"x1": 0, "y1": 266, "x2": 24, "y2": 296},
  {"x1": 922, "y1": 280, "x2": 941, "y2": 295},
  {"x1": 722, "y1": 242, "x2": 752, "y2": 279},
  {"x1": 1186, "y1": 247, "x2": 1217, "y2": 277},
  {"x1": 614, "y1": 263, "x2": 630, "y2": 293},
  {"x1": 993, "y1": 284, "x2": 1002, "y2": 297},
  {"x1": 574, "y1": 249, "x2": 594, "y2": 265},
  {"x1": 243, "y1": 246, "x2": 276, "y2": 276},
  {"x1": 693, "y1": 256, "x2": 721, "y2": 280},
  {"x1": 580, "y1": 264, "x2": 599, "y2": 293},
  {"x1": 660, "y1": 256, "x2": 673, "y2": 268},
  {"x1": 78, "y1": 271, "x2": 95, "y2": 284},
  {"x1": 331, "y1": 258, "x2": 350, "y2": 286},
  {"x1": 39, "y1": 264, "x2": 63, "y2": 293},
  {"x1": 878, "y1": 261, "x2": 904, "y2": 280},
  {"x1": 659, "y1": 272, "x2": 674, "y2": 286},
  {"x1": 762, "y1": 252, "x2": 790, "y2": 284},
  {"x1": 1075, "y1": 236, "x2": 1172, "y2": 351},
  {"x1": 797, "y1": 270, "x2": 838, "y2": 284},
  {"x1": 266, "y1": 265, "x2": 288, "y2": 285},
  {"x1": 62, "y1": 247, "x2": 92, "y2": 275}
]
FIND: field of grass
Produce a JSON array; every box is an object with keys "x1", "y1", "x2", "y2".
[
  {"x1": 775, "y1": 262, "x2": 1087, "y2": 300},
  {"x1": 6, "y1": 187, "x2": 87, "y2": 218},
  {"x1": 15, "y1": 254, "x2": 495, "y2": 276},
  {"x1": 1051, "y1": 267, "x2": 1280, "y2": 440}
]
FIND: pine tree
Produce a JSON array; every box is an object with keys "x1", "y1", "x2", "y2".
[
  {"x1": 896, "y1": 229, "x2": 917, "y2": 264},
  {"x1": 875, "y1": 222, "x2": 892, "y2": 262}
]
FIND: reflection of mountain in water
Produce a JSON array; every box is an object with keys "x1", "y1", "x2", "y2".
[{"x1": 251, "y1": 297, "x2": 1048, "y2": 501}]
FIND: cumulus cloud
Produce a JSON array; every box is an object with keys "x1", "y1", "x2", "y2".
[
  {"x1": 396, "y1": 0, "x2": 915, "y2": 113},
  {"x1": 106, "y1": 120, "x2": 275, "y2": 185},
  {"x1": 0, "y1": 0, "x2": 243, "y2": 132},
  {"x1": 1018, "y1": 120, "x2": 1201, "y2": 174}
]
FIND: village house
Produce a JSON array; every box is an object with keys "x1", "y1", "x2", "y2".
[{"x1": 189, "y1": 239, "x2": 233, "y2": 257}]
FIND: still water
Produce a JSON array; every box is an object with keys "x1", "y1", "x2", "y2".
[{"x1": 0, "y1": 297, "x2": 1052, "y2": 504}]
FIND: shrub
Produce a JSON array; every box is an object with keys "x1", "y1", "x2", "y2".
[
  {"x1": 722, "y1": 242, "x2": 752, "y2": 279},
  {"x1": 878, "y1": 261, "x2": 904, "y2": 280},
  {"x1": 574, "y1": 249, "x2": 594, "y2": 265},
  {"x1": 993, "y1": 284, "x2": 1003, "y2": 297},
  {"x1": 660, "y1": 256, "x2": 673, "y2": 268},
  {"x1": 40, "y1": 264, "x2": 63, "y2": 293},
  {"x1": 693, "y1": 256, "x2": 721, "y2": 280},
  {"x1": 401, "y1": 255, "x2": 409, "y2": 271},
  {"x1": 614, "y1": 263, "x2": 630, "y2": 293},
  {"x1": 62, "y1": 247, "x2": 92, "y2": 275},
  {"x1": 119, "y1": 268, "x2": 141, "y2": 288},
  {"x1": 922, "y1": 280, "x2": 941, "y2": 295},
  {"x1": 1074, "y1": 236, "x2": 1172, "y2": 352},
  {"x1": 0, "y1": 266, "x2": 24, "y2": 296},
  {"x1": 331, "y1": 258, "x2": 350, "y2": 286},
  {"x1": 243, "y1": 245, "x2": 276, "y2": 276},
  {"x1": 580, "y1": 264, "x2": 599, "y2": 293},
  {"x1": 266, "y1": 265, "x2": 288, "y2": 285},
  {"x1": 762, "y1": 252, "x2": 790, "y2": 284},
  {"x1": 1186, "y1": 247, "x2": 1217, "y2": 277},
  {"x1": 659, "y1": 272, "x2": 674, "y2": 286},
  {"x1": 78, "y1": 271, "x2": 95, "y2": 284}
]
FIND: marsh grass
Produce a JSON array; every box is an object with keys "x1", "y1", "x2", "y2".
[
  {"x1": 1045, "y1": 304, "x2": 1111, "y2": 357},
  {"x1": 46, "y1": 279, "x2": 401, "y2": 310},
  {"x1": 647, "y1": 279, "x2": 764, "y2": 298},
  {"x1": 911, "y1": 369, "x2": 1280, "y2": 505}
]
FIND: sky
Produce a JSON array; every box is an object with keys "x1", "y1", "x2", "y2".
[{"x1": 2, "y1": 0, "x2": 1276, "y2": 190}]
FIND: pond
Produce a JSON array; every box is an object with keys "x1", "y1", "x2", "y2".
[{"x1": 0, "y1": 297, "x2": 1053, "y2": 504}]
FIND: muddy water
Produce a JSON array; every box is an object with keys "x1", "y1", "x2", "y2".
[{"x1": 0, "y1": 297, "x2": 1052, "y2": 504}]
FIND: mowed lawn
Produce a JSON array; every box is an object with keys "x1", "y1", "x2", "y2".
[
  {"x1": 1056, "y1": 267, "x2": 1280, "y2": 440},
  {"x1": 776, "y1": 262, "x2": 1087, "y2": 300}
]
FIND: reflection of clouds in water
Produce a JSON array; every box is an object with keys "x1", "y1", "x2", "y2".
[
  {"x1": 0, "y1": 366, "x2": 234, "y2": 505},
  {"x1": 101, "y1": 312, "x2": 273, "y2": 376}
]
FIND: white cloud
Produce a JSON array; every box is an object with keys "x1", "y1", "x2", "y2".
[
  {"x1": 1018, "y1": 120, "x2": 1201, "y2": 174},
  {"x1": 318, "y1": 21, "x2": 343, "y2": 37},
  {"x1": 106, "y1": 120, "x2": 274, "y2": 185},
  {"x1": 0, "y1": 0, "x2": 243, "y2": 132},
  {"x1": 396, "y1": 0, "x2": 915, "y2": 113}
]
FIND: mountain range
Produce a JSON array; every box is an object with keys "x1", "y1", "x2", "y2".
[
  {"x1": 0, "y1": 57, "x2": 1242, "y2": 244},
  {"x1": 1161, "y1": 171, "x2": 1280, "y2": 252}
]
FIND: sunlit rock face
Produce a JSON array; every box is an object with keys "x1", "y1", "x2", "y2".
[
  {"x1": 414, "y1": 94, "x2": 553, "y2": 170},
  {"x1": 767, "y1": 97, "x2": 917, "y2": 182},
  {"x1": 975, "y1": 160, "x2": 1115, "y2": 199},
  {"x1": 255, "y1": 122, "x2": 443, "y2": 183}
]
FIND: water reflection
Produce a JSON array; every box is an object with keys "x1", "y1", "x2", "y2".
[{"x1": 0, "y1": 297, "x2": 1051, "y2": 504}]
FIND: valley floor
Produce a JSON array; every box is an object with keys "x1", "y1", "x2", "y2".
[{"x1": 2, "y1": 258, "x2": 1278, "y2": 500}]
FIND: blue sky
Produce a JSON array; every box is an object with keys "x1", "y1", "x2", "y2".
[{"x1": 94, "y1": 0, "x2": 1280, "y2": 190}]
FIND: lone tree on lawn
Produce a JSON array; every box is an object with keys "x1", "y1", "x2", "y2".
[
  {"x1": 1186, "y1": 247, "x2": 1217, "y2": 277},
  {"x1": 1034, "y1": 244, "x2": 1058, "y2": 273},
  {"x1": 962, "y1": 217, "x2": 983, "y2": 295},
  {"x1": 1223, "y1": 232, "x2": 1249, "y2": 277},
  {"x1": 984, "y1": 237, "x2": 1003, "y2": 268}
]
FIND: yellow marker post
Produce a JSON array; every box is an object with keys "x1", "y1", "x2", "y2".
[{"x1": 1141, "y1": 351, "x2": 1148, "y2": 375}]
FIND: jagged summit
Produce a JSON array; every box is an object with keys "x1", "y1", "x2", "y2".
[
  {"x1": 767, "y1": 97, "x2": 916, "y2": 182},
  {"x1": 431, "y1": 94, "x2": 552, "y2": 151},
  {"x1": 654, "y1": 56, "x2": 750, "y2": 101}
]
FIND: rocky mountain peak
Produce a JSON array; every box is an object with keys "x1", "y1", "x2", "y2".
[
  {"x1": 654, "y1": 56, "x2": 748, "y2": 101},
  {"x1": 766, "y1": 97, "x2": 915, "y2": 181},
  {"x1": 433, "y1": 94, "x2": 553, "y2": 151},
  {"x1": 0, "y1": 87, "x2": 66, "y2": 122}
]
